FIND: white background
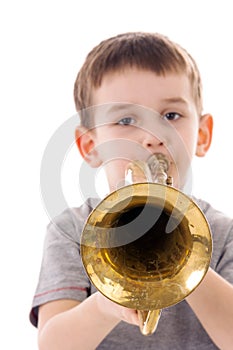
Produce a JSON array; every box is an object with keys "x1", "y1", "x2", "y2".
[{"x1": 1, "y1": 1, "x2": 232, "y2": 349}]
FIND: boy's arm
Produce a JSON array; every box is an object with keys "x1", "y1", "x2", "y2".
[
  {"x1": 186, "y1": 267, "x2": 233, "y2": 350},
  {"x1": 38, "y1": 292, "x2": 139, "y2": 350}
]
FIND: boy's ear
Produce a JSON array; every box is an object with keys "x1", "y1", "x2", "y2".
[
  {"x1": 75, "y1": 126, "x2": 102, "y2": 167},
  {"x1": 196, "y1": 114, "x2": 213, "y2": 157}
]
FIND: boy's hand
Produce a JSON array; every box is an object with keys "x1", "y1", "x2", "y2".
[{"x1": 95, "y1": 291, "x2": 139, "y2": 326}]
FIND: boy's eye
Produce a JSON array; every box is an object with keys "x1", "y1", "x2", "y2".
[
  {"x1": 163, "y1": 112, "x2": 181, "y2": 121},
  {"x1": 117, "y1": 116, "x2": 136, "y2": 125}
]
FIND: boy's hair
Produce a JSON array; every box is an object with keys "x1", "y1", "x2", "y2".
[{"x1": 74, "y1": 32, "x2": 203, "y2": 126}]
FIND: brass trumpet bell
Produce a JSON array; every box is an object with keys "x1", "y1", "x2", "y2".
[{"x1": 81, "y1": 155, "x2": 212, "y2": 335}]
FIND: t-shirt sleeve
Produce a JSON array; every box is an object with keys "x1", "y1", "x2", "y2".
[
  {"x1": 29, "y1": 206, "x2": 92, "y2": 327},
  {"x1": 213, "y1": 215, "x2": 233, "y2": 284},
  {"x1": 203, "y1": 201, "x2": 233, "y2": 285}
]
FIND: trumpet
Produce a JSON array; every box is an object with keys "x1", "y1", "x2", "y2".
[{"x1": 80, "y1": 153, "x2": 212, "y2": 335}]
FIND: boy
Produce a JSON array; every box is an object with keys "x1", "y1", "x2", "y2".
[{"x1": 30, "y1": 32, "x2": 233, "y2": 349}]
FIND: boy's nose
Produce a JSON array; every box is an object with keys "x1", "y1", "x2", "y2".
[{"x1": 142, "y1": 132, "x2": 165, "y2": 150}]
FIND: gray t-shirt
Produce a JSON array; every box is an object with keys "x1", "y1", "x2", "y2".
[{"x1": 30, "y1": 197, "x2": 233, "y2": 349}]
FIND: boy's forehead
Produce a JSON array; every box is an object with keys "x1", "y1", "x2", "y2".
[{"x1": 91, "y1": 69, "x2": 194, "y2": 108}]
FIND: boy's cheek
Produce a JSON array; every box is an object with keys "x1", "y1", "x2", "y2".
[
  {"x1": 95, "y1": 138, "x2": 154, "y2": 163},
  {"x1": 170, "y1": 157, "x2": 193, "y2": 191}
]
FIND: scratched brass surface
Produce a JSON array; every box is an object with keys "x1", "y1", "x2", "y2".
[{"x1": 81, "y1": 183, "x2": 212, "y2": 311}]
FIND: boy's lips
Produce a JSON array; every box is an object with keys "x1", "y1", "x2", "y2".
[{"x1": 146, "y1": 152, "x2": 173, "y2": 168}]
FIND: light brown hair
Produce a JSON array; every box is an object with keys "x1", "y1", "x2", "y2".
[{"x1": 74, "y1": 32, "x2": 203, "y2": 126}]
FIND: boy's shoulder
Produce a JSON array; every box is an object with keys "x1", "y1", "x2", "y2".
[
  {"x1": 46, "y1": 197, "x2": 99, "y2": 241},
  {"x1": 194, "y1": 196, "x2": 233, "y2": 252},
  {"x1": 195, "y1": 197, "x2": 233, "y2": 228}
]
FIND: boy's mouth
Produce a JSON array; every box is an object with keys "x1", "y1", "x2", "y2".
[{"x1": 125, "y1": 153, "x2": 173, "y2": 185}]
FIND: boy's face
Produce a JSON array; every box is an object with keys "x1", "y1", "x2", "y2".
[{"x1": 76, "y1": 68, "x2": 212, "y2": 192}]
